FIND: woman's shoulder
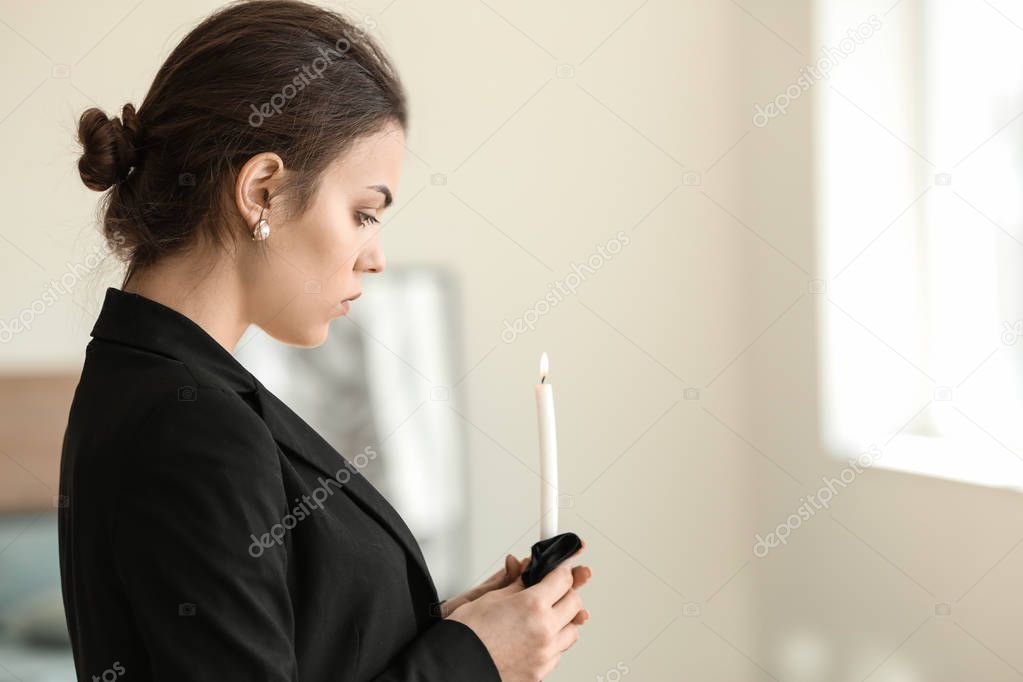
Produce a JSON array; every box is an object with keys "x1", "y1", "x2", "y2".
[
  {"x1": 73, "y1": 337, "x2": 278, "y2": 465},
  {"x1": 63, "y1": 339, "x2": 286, "y2": 529},
  {"x1": 83, "y1": 335, "x2": 233, "y2": 395}
]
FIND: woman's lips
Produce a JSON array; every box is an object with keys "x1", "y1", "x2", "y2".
[{"x1": 334, "y1": 292, "x2": 360, "y2": 316}]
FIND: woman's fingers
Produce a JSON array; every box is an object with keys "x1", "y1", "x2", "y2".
[
  {"x1": 501, "y1": 554, "x2": 521, "y2": 581},
  {"x1": 488, "y1": 554, "x2": 524, "y2": 587},
  {"x1": 480, "y1": 559, "x2": 508, "y2": 585},
  {"x1": 531, "y1": 561, "x2": 576, "y2": 606},
  {"x1": 551, "y1": 587, "x2": 583, "y2": 627},
  {"x1": 571, "y1": 565, "x2": 592, "y2": 588},
  {"x1": 554, "y1": 622, "x2": 581, "y2": 653}
]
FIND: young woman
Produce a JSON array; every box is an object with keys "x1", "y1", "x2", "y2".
[{"x1": 58, "y1": 1, "x2": 591, "y2": 680}]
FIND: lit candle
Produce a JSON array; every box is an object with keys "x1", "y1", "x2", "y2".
[{"x1": 535, "y1": 352, "x2": 558, "y2": 541}]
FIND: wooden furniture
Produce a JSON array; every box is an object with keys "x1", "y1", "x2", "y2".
[{"x1": 0, "y1": 373, "x2": 78, "y2": 512}]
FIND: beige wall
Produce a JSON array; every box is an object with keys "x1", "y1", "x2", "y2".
[{"x1": 5, "y1": 0, "x2": 1019, "y2": 679}]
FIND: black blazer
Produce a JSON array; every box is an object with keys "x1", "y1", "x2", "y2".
[{"x1": 58, "y1": 286, "x2": 501, "y2": 681}]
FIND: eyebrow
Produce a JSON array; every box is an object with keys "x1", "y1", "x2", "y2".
[{"x1": 366, "y1": 184, "x2": 392, "y2": 209}]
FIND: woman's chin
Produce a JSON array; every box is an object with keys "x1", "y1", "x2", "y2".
[{"x1": 264, "y1": 321, "x2": 330, "y2": 349}]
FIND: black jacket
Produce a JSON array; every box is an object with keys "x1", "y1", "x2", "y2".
[{"x1": 58, "y1": 286, "x2": 501, "y2": 681}]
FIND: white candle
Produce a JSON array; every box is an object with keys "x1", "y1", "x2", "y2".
[{"x1": 535, "y1": 352, "x2": 559, "y2": 540}]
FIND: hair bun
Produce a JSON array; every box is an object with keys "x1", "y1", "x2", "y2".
[{"x1": 76, "y1": 103, "x2": 144, "y2": 191}]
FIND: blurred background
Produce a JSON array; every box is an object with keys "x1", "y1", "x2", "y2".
[{"x1": 2, "y1": 0, "x2": 1023, "y2": 679}]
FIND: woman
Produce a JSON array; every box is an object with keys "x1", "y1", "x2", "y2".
[{"x1": 57, "y1": 1, "x2": 592, "y2": 680}]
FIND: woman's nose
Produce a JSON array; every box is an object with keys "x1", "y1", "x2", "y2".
[{"x1": 358, "y1": 240, "x2": 386, "y2": 274}]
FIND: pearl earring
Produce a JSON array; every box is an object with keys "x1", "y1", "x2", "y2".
[{"x1": 252, "y1": 206, "x2": 270, "y2": 241}]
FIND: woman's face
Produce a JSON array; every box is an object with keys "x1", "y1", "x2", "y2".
[{"x1": 242, "y1": 123, "x2": 405, "y2": 347}]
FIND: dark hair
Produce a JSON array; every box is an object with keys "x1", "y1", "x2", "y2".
[{"x1": 75, "y1": 0, "x2": 408, "y2": 288}]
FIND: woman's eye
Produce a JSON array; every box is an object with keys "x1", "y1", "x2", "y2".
[{"x1": 356, "y1": 211, "x2": 380, "y2": 228}]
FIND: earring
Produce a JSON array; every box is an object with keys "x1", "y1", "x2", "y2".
[{"x1": 252, "y1": 205, "x2": 270, "y2": 241}]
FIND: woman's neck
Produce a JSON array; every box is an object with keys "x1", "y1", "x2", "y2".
[{"x1": 122, "y1": 253, "x2": 250, "y2": 354}]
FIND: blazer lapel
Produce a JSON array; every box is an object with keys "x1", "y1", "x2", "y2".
[{"x1": 252, "y1": 380, "x2": 439, "y2": 601}]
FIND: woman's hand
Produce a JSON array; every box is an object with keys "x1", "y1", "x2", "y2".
[
  {"x1": 440, "y1": 538, "x2": 593, "y2": 620},
  {"x1": 439, "y1": 554, "x2": 529, "y2": 618},
  {"x1": 446, "y1": 542, "x2": 591, "y2": 681}
]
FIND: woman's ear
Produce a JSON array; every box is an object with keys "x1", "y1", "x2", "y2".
[{"x1": 234, "y1": 152, "x2": 287, "y2": 232}]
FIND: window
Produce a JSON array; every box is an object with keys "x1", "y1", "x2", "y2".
[{"x1": 817, "y1": 0, "x2": 1023, "y2": 489}]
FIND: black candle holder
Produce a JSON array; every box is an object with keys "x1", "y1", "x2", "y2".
[{"x1": 519, "y1": 531, "x2": 583, "y2": 587}]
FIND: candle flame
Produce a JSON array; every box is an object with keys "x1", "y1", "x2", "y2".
[{"x1": 539, "y1": 352, "x2": 549, "y2": 383}]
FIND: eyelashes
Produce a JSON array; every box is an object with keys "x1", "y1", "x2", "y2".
[{"x1": 356, "y1": 211, "x2": 380, "y2": 229}]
